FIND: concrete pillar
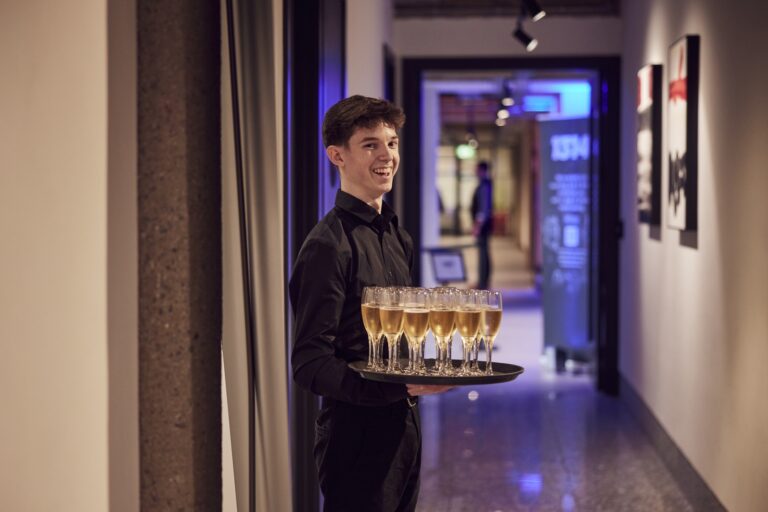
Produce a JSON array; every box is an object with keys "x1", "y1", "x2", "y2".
[{"x1": 137, "y1": 1, "x2": 221, "y2": 510}]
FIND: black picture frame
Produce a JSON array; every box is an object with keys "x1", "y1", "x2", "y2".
[
  {"x1": 637, "y1": 64, "x2": 662, "y2": 225},
  {"x1": 667, "y1": 35, "x2": 700, "y2": 231}
]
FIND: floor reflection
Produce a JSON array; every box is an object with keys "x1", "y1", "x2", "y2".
[{"x1": 417, "y1": 294, "x2": 694, "y2": 512}]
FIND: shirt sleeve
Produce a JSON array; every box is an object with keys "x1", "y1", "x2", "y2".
[{"x1": 289, "y1": 236, "x2": 408, "y2": 406}]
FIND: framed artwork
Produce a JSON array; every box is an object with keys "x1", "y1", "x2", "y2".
[
  {"x1": 667, "y1": 34, "x2": 700, "y2": 231},
  {"x1": 637, "y1": 64, "x2": 662, "y2": 225}
]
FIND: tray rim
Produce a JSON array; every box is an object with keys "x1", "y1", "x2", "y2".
[{"x1": 349, "y1": 358, "x2": 524, "y2": 386}]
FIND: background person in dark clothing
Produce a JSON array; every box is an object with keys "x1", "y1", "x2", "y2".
[
  {"x1": 471, "y1": 160, "x2": 494, "y2": 289},
  {"x1": 289, "y1": 95, "x2": 452, "y2": 511}
]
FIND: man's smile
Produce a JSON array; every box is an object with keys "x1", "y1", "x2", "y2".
[{"x1": 372, "y1": 166, "x2": 393, "y2": 178}]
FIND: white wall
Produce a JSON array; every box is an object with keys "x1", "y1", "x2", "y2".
[
  {"x1": 0, "y1": 0, "x2": 138, "y2": 510},
  {"x1": 620, "y1": 1, "x2": 768, "y2": 510},
  {"x1": 394, "y1": 16, "x2": 622, "y2": 56},
  {"x1": 346, "y1": 0, "x2": 393, "y2": 97}
]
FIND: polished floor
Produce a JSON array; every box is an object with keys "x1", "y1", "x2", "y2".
[{"x1": 417, "y1": 239, "x2": 697, "y2": 511}]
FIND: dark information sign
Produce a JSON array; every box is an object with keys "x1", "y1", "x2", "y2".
[{"x1": 539, "y1": 118, "x2": 591, "y2": 354}]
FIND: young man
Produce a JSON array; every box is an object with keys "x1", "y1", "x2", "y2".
[
  {"x1": 471, "y1": 160, "x2": 494, "y2": 290},
  {"x1": 289, "y1": 95, "x2": 451, "y2": 511}
]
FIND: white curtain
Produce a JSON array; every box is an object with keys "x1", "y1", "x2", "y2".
[{"x1": 221, "y1": 0, "x2": 292, "y2": 510}]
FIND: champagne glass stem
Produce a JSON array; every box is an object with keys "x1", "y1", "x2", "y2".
[
  {"x1": 386, "y1": 336, "x2": 397, "y2": 373},
  {"x1": 377, "y1": 335, "x2": 384, "y2": 369},
  {"x1": 461, "y1": 337, "x2": 473, "y2": 375},
  {"x1": 419, "y1": 338, "x2": 426, "y2": 373},
  {"x1": 442, "y1": 339, "x2": 451, "y2": 375},
  {"x1": 367, "y1": 335, "x2": 374, "y2": 368},
  {"x1": 485, "y1": 335, "x2": 495, "y2": 374}
]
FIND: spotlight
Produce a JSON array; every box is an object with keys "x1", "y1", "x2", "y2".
[
  {"x1": 497, "y1": 108, "x2": 510, "y2": 120},
  {"x1": 522, "y1": 0, "x2": 546, "y2": 21},
  {"x1": 495, "y1": 118, "x2": 507, "y2": 127},
  {"x1": 501, "y1": 97, "x2": 514, "y2": 107},
  {"x1": 513, "y1": 24, "x2": 538, "y2": 52}
]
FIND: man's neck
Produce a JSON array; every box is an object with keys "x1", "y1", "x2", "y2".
[{"x1": 340, "y1": 185, "x2": 383, "y2": 213}]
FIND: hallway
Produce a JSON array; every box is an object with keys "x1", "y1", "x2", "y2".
[
  {"x1": 417, "y1": 296, "x2": 698, "y2": 511},
  {"x1": 439, "y1": 235, "x2": 535, "y2": 291}
]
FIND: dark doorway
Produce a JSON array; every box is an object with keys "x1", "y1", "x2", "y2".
[
  {"x1": 400, "y1": 57, "x2": 620, "y2": 394},
  {"x1": 284, "y1": 1, "x2": 346, "y2": 511}
]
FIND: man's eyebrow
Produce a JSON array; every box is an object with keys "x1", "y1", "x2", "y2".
[{"x1": 359, "y1": 135, "x2": 399, "y2": 143}]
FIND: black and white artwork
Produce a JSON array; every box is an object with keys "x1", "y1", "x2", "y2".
[
  {"x1": 667, "y1": 35, "x2": 700, "y2": 231},
  {"x1": 637, "y1": 64, "x2": 662, "y2": 225}
]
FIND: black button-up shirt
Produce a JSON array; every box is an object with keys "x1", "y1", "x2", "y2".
[{"x1": 290, "y1": 190, "x2": 414, "y2": 406}]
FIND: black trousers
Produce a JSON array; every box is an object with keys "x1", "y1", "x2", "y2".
[
  {"x1": 314, "y1": 398, "x2": 421, "y2": 512},
  {"x1": 477, "y1": 232, "x2": 491, "y2": 290}
]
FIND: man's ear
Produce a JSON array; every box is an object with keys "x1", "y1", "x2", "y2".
[{"x1": 326, "y1": 145, "x2": 344, "y2": 168}]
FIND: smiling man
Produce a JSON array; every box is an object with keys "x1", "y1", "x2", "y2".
[{"x1": 289, "y1": 95, "x2": 451, "y2": 511}]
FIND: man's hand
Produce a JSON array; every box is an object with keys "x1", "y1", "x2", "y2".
[
  {"x1": 406, "y1": 384, "x2": 455, "y2": 397},
  {"x1": 472, "y1": 220, "x2": 481, "y2": 238}
]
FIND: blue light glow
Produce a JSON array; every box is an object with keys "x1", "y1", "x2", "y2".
[
  {"x1": 507, "y1": 470, "x2": 544, "y2": 497},
  {"x1": 523, "y1": 94, "x2": 559, "y2": 113},
  {"x1": 528, "y1": 80, "x2": 592, "y2": 118}
]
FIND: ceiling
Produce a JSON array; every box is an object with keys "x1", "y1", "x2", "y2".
[
  {"x1": 394, "y1": 0, "x2": 620, "y2": 18},
  {"x1": 429, "y1": 70, "x2": 596, "y2": 126}
]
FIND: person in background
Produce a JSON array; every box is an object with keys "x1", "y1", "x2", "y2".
[
  {"x1": 471, "y1": 160, "x2": 494, "y2": 290},
  {"x1": 289, "y1": 95, "x2": 452, "y2": 511}
]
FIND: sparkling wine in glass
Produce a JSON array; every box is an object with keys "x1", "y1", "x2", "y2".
[
  {"x1": 481, "y1": 290, "x2": 503, "y2": 374},
  {"x1": 361, "y1": 286, "x2": 383, "y2": 369},
  {"x1": 428, "y1": 287, "x2": 456, "y2": 374},
  {"x1": 402, "y1": 288, "x2": 429, "y2": 374},
  {"x1": 456, "y1": 289, "x2": 481, "y2": 375},
  {"x1": 380, "y1": 287, "x2": 405, "y2": 373},
  {"x1": 471, "y1": 290, "x2": 490, "y2": 373}
]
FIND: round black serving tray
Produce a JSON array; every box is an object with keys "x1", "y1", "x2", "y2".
[{"x1": 349, "y1": 359, "x2": 524, "y2": 386}]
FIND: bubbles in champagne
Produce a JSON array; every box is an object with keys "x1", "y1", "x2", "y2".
[
  {"x1": 403, "y1": 309, "x2": 429, "y2": 339},
  {"x1": 361, "y1": 304, "x2": 382, "y2": 337},
  {"x1": 455, "y1": 308, "x2": 481, "y2": 338},
  {"x1": 482, "y1": 308, "x2": 502, "y2": 338},
  {"x1": 380, "y1": 306, "x2": 404, "y2": 335}
]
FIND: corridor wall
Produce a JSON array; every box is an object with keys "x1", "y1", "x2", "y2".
[
  {"x1": 619, "y1": 1, "x2": 768, "y2": 509},
  {"x1": 347, "y1": 0, "x2": 394, "y2": 97}
]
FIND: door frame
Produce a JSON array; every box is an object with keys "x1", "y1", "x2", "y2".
[
  {"x1": 400, "y1": 56, "x2": 621, "y2": 394},
  {"x1": 284, "y1": 1, "x2": 346, "y2": 511}
]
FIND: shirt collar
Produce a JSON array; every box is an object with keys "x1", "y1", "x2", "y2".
[{"x1": 335, "y1": 189, "x2": 398, "y2": 230}]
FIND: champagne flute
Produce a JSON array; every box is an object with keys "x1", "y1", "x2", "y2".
[
  {"x1": 472, "y1": 290, "x2": 490, "y2": 373},
  {"x1": 361, "y1": 286, "x2": 383, "y2": 369},
  {"x1": 428, "y1": 287, "x2": 456, "y2": 375},
  {"x1": 379, "y1": 287, "x2": 405, "y2": 373},
  {"x1": 480, "y1": 290, "x2": 503, "y2": 374},
  {"x1": 445, "y1": 287, "x2": 461, "y2": 374},
  {"x1": 402, "y1": 288, "x2": 429, "y2": 374},
  {"x1": 456, "y1": 289, "x2": 482, "y2": 376}
]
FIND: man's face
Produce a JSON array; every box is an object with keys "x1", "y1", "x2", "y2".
[{"x1": 327, "y1": 123, "x2": 400, "y2": 204}]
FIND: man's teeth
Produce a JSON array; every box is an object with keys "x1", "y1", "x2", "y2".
[{"x1": 373, "y1": 168, "x2": 391, "y2": 176}]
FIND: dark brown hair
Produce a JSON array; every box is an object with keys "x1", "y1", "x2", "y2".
[{"x1": 322, "y1": 95, "x2": 405, "y2": 148}]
